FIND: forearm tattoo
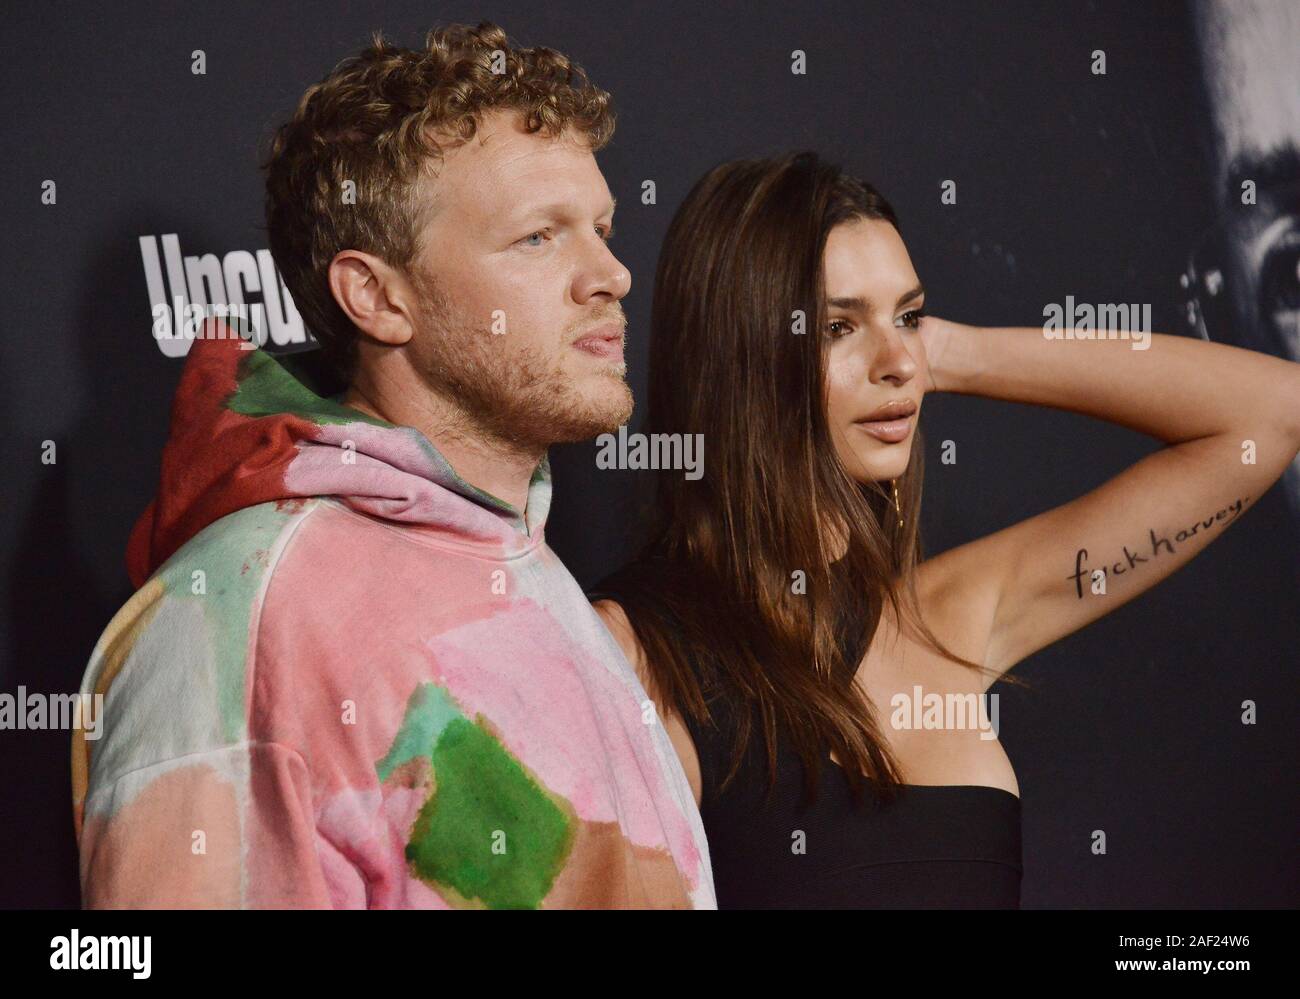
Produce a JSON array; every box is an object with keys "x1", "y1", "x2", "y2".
[{"x1": 1067, "y1": 496, "x2": 1251, "y2": 598}]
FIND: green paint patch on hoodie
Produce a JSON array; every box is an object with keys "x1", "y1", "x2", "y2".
[
  {"x1": 226, "y1": 349, "x2": 390, "y2": 427},
  {"x1": 380, "y1": 682, "x2": 576, "y2": 908}
]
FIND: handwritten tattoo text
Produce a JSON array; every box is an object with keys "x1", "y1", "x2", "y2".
[{"x1": 1068, "y1": 496, "x2": 1250, "y2": 598}]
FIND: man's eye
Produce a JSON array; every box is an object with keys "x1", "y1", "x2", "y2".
[{"x1": 518, "y1": 229, "x2": 551, "y2": 247}]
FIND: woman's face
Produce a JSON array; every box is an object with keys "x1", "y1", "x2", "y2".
[{"x1": 821, "y1": 217, "x2": 928, "y2": 484}]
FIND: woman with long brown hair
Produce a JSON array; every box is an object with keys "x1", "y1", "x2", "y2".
[{"x1": 589, "y1": 151, "x2": 1300, "y2": 908}]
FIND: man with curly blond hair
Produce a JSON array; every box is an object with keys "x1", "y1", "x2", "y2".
[{"x1": 73, "y1": 22, "x2": 715, "y2": 910}]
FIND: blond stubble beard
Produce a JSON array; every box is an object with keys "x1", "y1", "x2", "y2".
[{"x1": 410, "y1": 274, "x2": 633, "y2": 450}]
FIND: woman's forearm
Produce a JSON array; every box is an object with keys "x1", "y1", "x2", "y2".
[{"x1": 925, "y1": 318, "x2": 1300, "y2": 446}]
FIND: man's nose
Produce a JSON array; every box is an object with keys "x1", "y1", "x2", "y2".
[{"x1": 574, "y1": 239, "x2": 631, "y2": 302}]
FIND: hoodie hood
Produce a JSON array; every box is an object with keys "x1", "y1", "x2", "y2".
[{"x1": 126, "y1": 320, "x2": 551, "y2": 588}]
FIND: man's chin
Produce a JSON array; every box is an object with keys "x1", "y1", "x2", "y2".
[{"x1": 548, "y1": 381, "x2": 634, "y2": 443}]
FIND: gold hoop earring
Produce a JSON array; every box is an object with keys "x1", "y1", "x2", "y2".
[{"x1": 892, "y1": 478, "x2": 903, "y2": 529}]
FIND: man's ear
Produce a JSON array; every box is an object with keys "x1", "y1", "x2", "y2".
[{"x1": 328, "y1": 250, "x2": 417, "y2": 347}]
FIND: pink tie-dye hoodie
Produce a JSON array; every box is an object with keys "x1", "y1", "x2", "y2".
[{"x1": 71, "y1": 322, "x2": 715, "y2": 909}]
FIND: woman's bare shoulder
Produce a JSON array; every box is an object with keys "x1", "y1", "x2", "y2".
[
  {"x1": 899, "y1": 555, "x2": 1002, "y2": 668},
  {"x1": 591, "y1": 599, "x2": 703, "y2": 808}
]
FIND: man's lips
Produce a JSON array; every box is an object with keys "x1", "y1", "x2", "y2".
[{"x1": 573, "y1": 322, "x2": 625, "y2": 361}]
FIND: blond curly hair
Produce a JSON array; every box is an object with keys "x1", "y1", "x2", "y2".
[{"x1": 261, "y1": 21, "x2": 616, "y2": 382}]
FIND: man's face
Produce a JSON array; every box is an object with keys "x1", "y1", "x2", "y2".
[{"x1": 406, "y1": 109, "x2": 632, "y2": 449}]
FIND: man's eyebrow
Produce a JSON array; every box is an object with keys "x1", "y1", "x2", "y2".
[
  {"x1": 827, "y1": 283, "x2": 925, "y2": 313},
  {"x1": 506, "y1": 197, "x2": 617, "y2": 224}
]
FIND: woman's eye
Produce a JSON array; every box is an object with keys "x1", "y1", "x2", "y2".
[
  {"x1": 827, "y1": 320, "x2": 853, "y2": 338},
  {"x1": 897, "y1": 308, "x2": 927, "y2": 330}
]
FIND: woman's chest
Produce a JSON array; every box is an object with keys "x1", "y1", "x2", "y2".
[{"x1": 850, "y1": 627, "x2": 1020, "y2": 797}]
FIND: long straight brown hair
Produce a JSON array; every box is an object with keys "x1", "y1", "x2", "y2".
[{"x1": 594, "y1": 151, "x2": 1026, "y2": 808}]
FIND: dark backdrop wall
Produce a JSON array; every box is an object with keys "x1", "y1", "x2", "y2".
[{"x1": 2, "y1": 0, "x2": 1295, "y2": 908}]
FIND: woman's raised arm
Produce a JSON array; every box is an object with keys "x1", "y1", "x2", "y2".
[{"x1": 913, "y1": 315, "x2": 1300, "y2": 686}]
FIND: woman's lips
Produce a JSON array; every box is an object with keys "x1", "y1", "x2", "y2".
[{"x1": 854, "y1": 415, "x2": 912, "y2": 443}]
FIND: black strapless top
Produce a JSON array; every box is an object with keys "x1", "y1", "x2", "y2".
[
  {"x1": 681, "y1": 700, "x2": 1023, "y2": 909},
  {"x1": 588, "y1": 579, "x2": 1022, "y2": 909}
]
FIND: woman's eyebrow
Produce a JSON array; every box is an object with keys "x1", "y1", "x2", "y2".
[{"x1": 827, "y1": 283, "x2": 926, "y2": 313}]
